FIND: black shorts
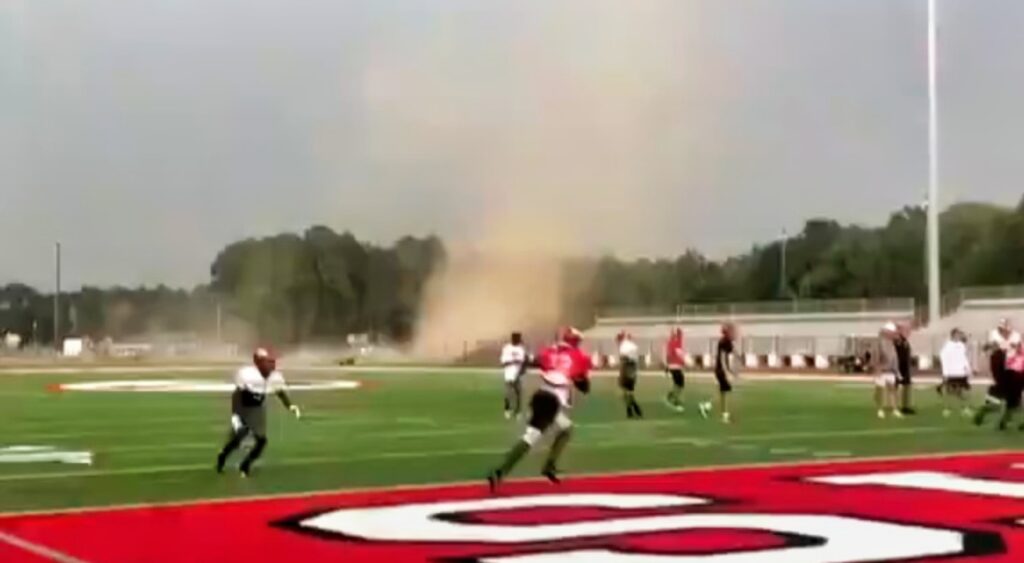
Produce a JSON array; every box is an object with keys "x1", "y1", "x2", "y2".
[
  {"x1": 619, "y1": 364, "x2": 638, "y2": 392},
  {"x1": 528, "y1": 389, "x2": 561, "y2": 431},
  {"x1": 897, "y1": 371, "x2": 912, "y2": 387},
  {"x1": 1005, "y1": 375, "x2": 1024, "y2": 409},
  {"x1": 668, "y1": 369, "x2": 685, "y2": 388},
  {"x1": 715, "y1": 371, "x2": 732, "y2": 393},
  {"x1": 943, "y1": 377, "x2": 970, "y2": 393}
]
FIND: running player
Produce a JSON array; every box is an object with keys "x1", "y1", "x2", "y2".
[
  {"x1": 215, "y1": 347, "x2": 301, "y2": 477},
  {"x1": 702, "y1": 323, "x2": 738, "y2": 423},
  {"x1": 998, "y1": 340, "x2": 1024, "y2": 430},
  {"x1": 500, "y1": 332, "x2": 528, "y2": 420},
  {"x1": 663, "y1": 327, "x2": 686, "y2": 412},
  {"x1": 617, "y1": 331, "x2": 643, "y2": 419},
  {"x1": 487, "y1": 327, "x2": 593, "y2": 491},
  {"x1": 974, "y1": 319, "x2": 1021, "y2": 426}
]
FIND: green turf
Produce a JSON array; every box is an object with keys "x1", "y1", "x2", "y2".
[{"x1": 0, "y1": 369, "x2": 1014, "y2": 513}]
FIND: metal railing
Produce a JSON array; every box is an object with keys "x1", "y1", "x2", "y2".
[
  {"x1": 598, "y1": 298, "x2": 915, "y2": 321},
  {"x1": 942, "y1": 285, "x2": 1024, "y2": 315}
]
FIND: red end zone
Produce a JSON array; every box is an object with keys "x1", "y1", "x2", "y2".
[{"x1": 3, "y1": 453, "x2": 1024, "y2": 562}]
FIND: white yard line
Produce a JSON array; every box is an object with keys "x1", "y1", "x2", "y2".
[{"x1": 0, "y1": 530, "x2": 91, "y2": 563}]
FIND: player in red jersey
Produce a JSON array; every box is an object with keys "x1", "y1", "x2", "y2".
[
  {"x1": 487, "y1": 327, "x2": 593, "y2": 491},
  {"x1": 663, "y1": 327, "x2": 686, "y2": 412}
]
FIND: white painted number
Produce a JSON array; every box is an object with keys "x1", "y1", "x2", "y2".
[{"x1": 299, "y1": 493, "x2": 968, "y2": 562}]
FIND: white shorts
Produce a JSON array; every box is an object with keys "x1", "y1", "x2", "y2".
[{"x1": 875, "y1": 373, "x2": 897, "y2": 388}]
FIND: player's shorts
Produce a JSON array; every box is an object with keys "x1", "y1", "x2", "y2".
[
  {"x1": 528, "y1": 389, "x2": 571, "y2": 432},
  {"x1": 943, "y1": 377, "x2": 970, "y2": 393},
  {"x1": 232, "y1": 405, "x2": 267, "y2": 437},
  {"x1": 715, "y1": 371, "x2": 732, "y2": 393},
  {"x1": 875, "y1": 372, "x2": 897, "y2": 388},
  {"x1": 668, "y1": 368, "x2": 685, "y2": 388},
  {"x1": 619, "y1": 363, "x2": 638, "y2": 392},
  {"x1": 897, "y1": 370, "x2": 912, "y2": 387},
  {"x1": 1004, "y1": 373, "x2": 1024, "y2": 409}
]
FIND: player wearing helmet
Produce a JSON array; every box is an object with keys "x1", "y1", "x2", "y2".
[
  {"x1": 215, "y1": 347, "x2": 301, "y2": 477},
  {"x1": 487, "y1": 327, "x2": 593, "y2": 491}
]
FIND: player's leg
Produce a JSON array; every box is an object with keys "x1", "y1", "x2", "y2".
[
  {"x1": 665, "y1": 369, "x2": 684, "y2": 412},
  {"x1": 238, "y1": 408, "x2": 268, "y2": 477},
  {"x1": 216, "y1": 415, "x2": 250, "y2": 473},
  {"x1": 874, "y1": 377, "x2": 887, "y2": 418},
  {"x1": 974, "y1": 382, "x2": 1003, "y2": 426},
  {"x1": 504, "y1": 381, "x2": 516, "y2": 419},
  {"x1": 715, "y1": 372, "x2": 732, "y2": 423},
  {"x1": 542, "y1": 411, "x2": 573, "y2": 483},
  {"x1": 1001, "y1": 377, "x2": 1023, "y2": 431},
  {"x1": 489, "y1": 391, "x2": 556, "y2": 491},
  {"x1": 511, "y1": 378, "x2": 523, "y2": 418},
  {"x1": 942, "y1": 380, "x2": 954, "y2": 417}
]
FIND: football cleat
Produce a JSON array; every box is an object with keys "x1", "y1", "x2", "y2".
[
  {"x1": 487, "y1": 470, "x2": 502, "y2": 494},
  {"x1": 877, "y1": 409, "x2": 886, "y2": 419},
  {"x1": 722, "y1": 412, "x2": 732, "y2": 424},
  {"x1": 542, "y1": 464, "x2": 562, "y2": 485},
  {"x1": 698, "y1": 401, "x2": 712, "y2": 419}
]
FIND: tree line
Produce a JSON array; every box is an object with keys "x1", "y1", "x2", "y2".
[{"x1": 2, "y1": 199, "x2": 1023, "y2": 346}]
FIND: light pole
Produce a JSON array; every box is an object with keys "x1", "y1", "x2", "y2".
[
  {"x1": 54, "y1": 242, "x2": 61, "y2": 352},
  {"x1": 926, "y1": 0, "x2": 941, "y2": 324},
  {"x1": 779, "y1": 229, "x2": 788, "y2": 300}
]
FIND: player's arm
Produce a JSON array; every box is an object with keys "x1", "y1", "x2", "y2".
[{"x1": 274, "y1": 377, "x2": 302, "y2": 418}]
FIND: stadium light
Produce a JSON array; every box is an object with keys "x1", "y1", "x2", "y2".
[{"x1": 926, "y1": 0, "x2": 941, "y2": 324}]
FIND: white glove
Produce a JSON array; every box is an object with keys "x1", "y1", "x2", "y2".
[{"x1": 289, "y1": 405, "x2": 302, "y2": 419}]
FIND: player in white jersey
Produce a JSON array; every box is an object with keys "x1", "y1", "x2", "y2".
[
  {"x1": 500, "y1": 332, "x2": 528, "y2": 419},
  {"x1": 939, "y1": 328, "x2": 973, "y2": 418},
  {"x1": 215, "y1": 347, "x2": 301, "y2": 477},
  {"x1": 617, "y1": 331, "x2": 643, "y2": 419}
]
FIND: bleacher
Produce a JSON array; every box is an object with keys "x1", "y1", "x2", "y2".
[{"x1": 586, "y1": 298, "x2": 915, "y2": 371}]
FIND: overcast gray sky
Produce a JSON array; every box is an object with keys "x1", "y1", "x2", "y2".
[{"x1": 4, "y1": 0, "x2": 1024, "y2": 289}]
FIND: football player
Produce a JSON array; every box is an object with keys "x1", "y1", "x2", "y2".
[
  {"x1": 663, "y1": 327, "x2": 686, "y2": 412},
  {"x1": 500, "y1": 332, "x2": 528, "y2": 419},
  {"x1": 617, "y1": 331, "x2": 643, "y2": 419},
  {"x1": 215, "y1": 347, "x2": 301, "y2": 477},
  {"x1": 487, "y1": 327, "x2": 592, "y2": 491},
  {"x1": 702, "y1": 323, "x2": 738, "y2": 423},
  {"x1": 875, "y1": 322, "x2": 903, "y2": 419},
  {"x1": 939, "y1": 328, "x2": 973, "y2": 418},
  {"x1": 974, "y1": 319, "x2": 1021, "y2": 426}
]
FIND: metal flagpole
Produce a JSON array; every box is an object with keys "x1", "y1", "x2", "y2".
[{"x1": 926, "y1": 0, "x2": 941, "y2": 324}]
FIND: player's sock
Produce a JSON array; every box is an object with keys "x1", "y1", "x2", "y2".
[
  {"x1": 216, "y1": 430, "x2": 246, "y2": 473},
  {"x1": 631, "y1": 398, "x2": 644, "y2": 419},
  {"x1": 496, "y1": 440, "x2": 531, "y2": 476},
  {"x1": 239, "y1": 436, "x2": 267, "y2": 476},
  {"x1": 974, "y1": 402, "x2": 999, "y2": 425},
  {"x1": 543, "y1": 429, "x2": 573, "y2": 483}
]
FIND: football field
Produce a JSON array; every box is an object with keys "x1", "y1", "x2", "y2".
[
  {"x1": 0, "y1": 368, "x2": 1015, "y2": 512},
  {"x1": 2, "y1": 367, "x2": 1024, "y2": 562}
]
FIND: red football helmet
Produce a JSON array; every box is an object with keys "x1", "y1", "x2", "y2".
[{"x1": 561, "y1": 327, "x2": 583, "y2": 347}]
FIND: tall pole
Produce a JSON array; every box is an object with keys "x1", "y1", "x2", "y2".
[
  {"x1": 779, "y1": 230, "x2": 788, "y2": 300},
  {"x1": 54, "y1": 242, "x2": 61, "y2": 351},
  {"x1": 926, "y1": 0, "x2": 941, "y2": 324}
]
